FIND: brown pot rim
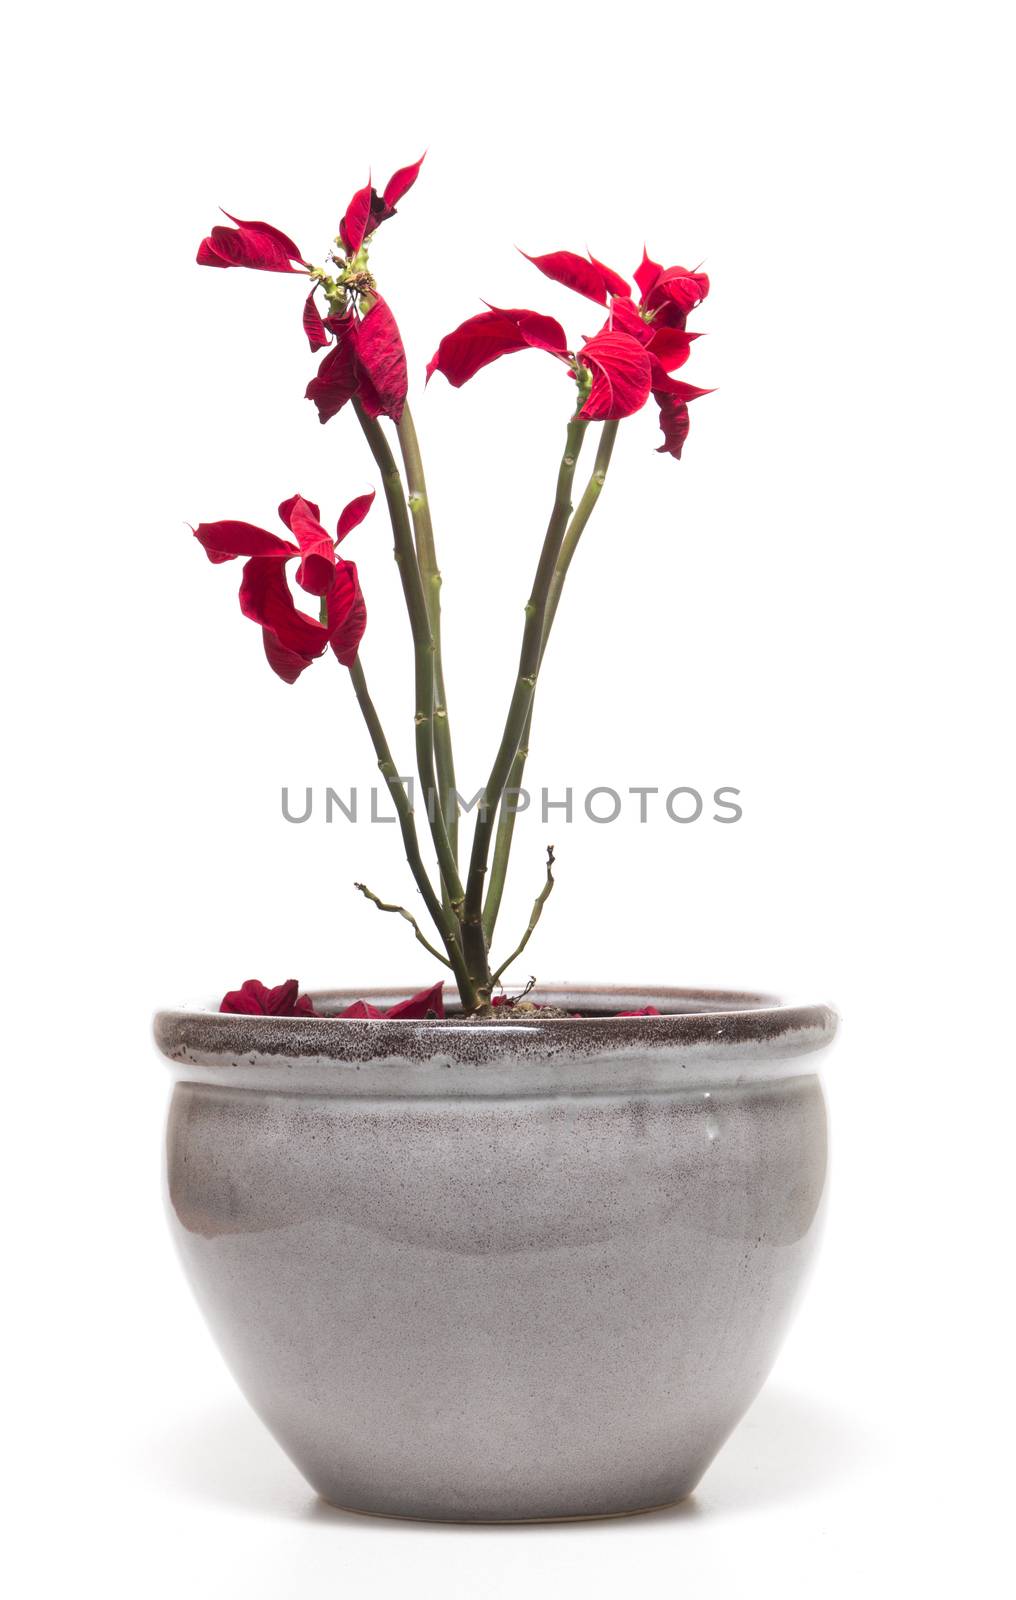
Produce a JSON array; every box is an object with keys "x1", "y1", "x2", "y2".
[{"x1": 154, "y1": 983, "x2": 838, "y2": 1089}]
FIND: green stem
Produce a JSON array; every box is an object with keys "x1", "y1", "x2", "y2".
[
  {"x1": 396, "y1": 406, "x2": 458, "y2": 861},
  {"x1": 346, "y1": 656, "x2": 476, "y2": 1005},
  {"x1": 461, "y1": 418, "x2": 587, "y2": 1000},
  {"x1": 352, "y1": 401, "x2": 466, "y2": 924},
  {"x1": 483, "y1": 420, "x2": 619, "y2": 942},
  {"x1": 491, "y1": 846, "x2": 556, "y2": 985}
]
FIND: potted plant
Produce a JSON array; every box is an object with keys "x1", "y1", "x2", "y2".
[{"x1": 155, "y1": 154, "x2": 837, "y2": 1522}]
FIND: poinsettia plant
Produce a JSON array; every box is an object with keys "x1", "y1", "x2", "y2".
[{"x1": 194, "y1": 155, "x2": 709, "y2": 1017}]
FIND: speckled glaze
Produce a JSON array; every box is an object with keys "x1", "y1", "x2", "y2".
[{"x1": 155, "y1": 985, "x2": 836, "y2": 1522}]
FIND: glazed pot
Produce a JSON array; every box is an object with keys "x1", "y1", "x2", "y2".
[{"x1": 154, "y1": 985, "x2": 836, "y2": 1522}]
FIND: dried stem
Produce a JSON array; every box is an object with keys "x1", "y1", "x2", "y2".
[
  {"x1": 491, "y1": 845, "x2": 557, "y2": 985},
  {"x1": 353, "y1": 881, "x2": 453, "y2": 968}
]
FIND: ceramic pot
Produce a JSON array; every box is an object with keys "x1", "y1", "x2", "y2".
[{"x1": 154, "y1": 985, "x2": 836, "y2": 1522}]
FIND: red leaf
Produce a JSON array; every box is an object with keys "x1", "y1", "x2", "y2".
[
  {"x1": 646, "y1": 326, "x2": 695, "y2": 371},
  {"x1": 587, "y1": 253, "x2": 630, "y2": 297},
  {"x1": 193, "y1": 520, "x2": 295, "y2": 564},
  {"x1": 340, "y1": 179, "x2": 373, "y2": 255},
  {"x1": 522, "y1": 249, "x2": 612, "y2": 305},
  {"x1": 615, "y1": 1005, "x2": 661, "y2": 1016},
  {"x1": 578, "y1": 331, "x2": 652, "y2": 420},
  {"x1": 654, "y1": 394, "x2": 690, "y2": 459},
  {"x1": 633, "y1": 246, "x2": 663, "y2": 301},
  {"x1": 285, "y1": 496, "x2": 336, "y2": 597},
  {"x1": 427, "y1": 311, "x2": 525, "y2": 385},
  {"x1": 651, "y1": 265, "x2": 710, "y2": 314},
  {"x1": 327, "y1": 561, "x2": 367, "y2": 667},
  {"x1": 306, "y1": 327, "x2": 359, "y2": 423},
  {"x1": 262, "y1": 629, "x2": 315, "y2": 682},
  {"x1": 652, "y1": 375, "x2": 711, "y2": 458},
  {"x1": 646, "y1": 301, "x2": 689, "y2": 332},
  {"x1": 648, "y1": 367, "x2": 713, "y2": 401},
  {"x1": 277, "y1": 494, "x2": 321, "y2": 528},
  {"x1": 352, "y1": 297, "x2": 408, "y2": 422},
  {"x1": 382, "y1": 153, "x2": 425, "y2": 210},
  {"x1": 239, "y1": 557, "x2": 328, "y2": 658},
  {"x1": 303, "y1": 291, "x2": 331, "y2": 352},
  {"x1": 606, "y1": 294, "x2": 698, "y2": 364},
  {"x1": 489, "y1": 305, "x2": 571, "y2": 356},
  {"x1": 195, "y1": 239, "x2": 231, "y2": 268},
  {"x1": 604, "y1": 295, "x2": 651, "y2": 343},
  {"x1": 223, "y1": 214, "x2": 304, "y2": 262},
  {"x1": 337, "y1": 490, "x2": 375, "y2": 542},
  {"x1": 426, "y1": 307, "x2": 568, "y2": 388},
  {"x1": 197, "y1": 213, "x2": 306, "y2": 273},
  {"x1": 339, "y1": 999, "x2": 385, "y2": 1018}
]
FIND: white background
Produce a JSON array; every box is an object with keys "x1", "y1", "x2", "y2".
[{"x1": 4, "y1": 1, "x2": 1014, "y2": 1594}]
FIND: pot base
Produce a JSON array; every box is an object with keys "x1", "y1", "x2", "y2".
[{"x1": 319, "y1": 1495, "x2": 692, "y2": 1526}]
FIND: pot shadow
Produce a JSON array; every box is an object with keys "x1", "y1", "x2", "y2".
[{"x1": 144, "y1": 1384, "x2": 869, "y2": 1529}]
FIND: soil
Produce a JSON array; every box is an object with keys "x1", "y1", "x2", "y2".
[{"x1": 463, "y1": 1002, "x2": 580, "y2": 1021}]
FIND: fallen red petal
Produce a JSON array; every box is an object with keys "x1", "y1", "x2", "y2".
[
  {"x1": 338, "y1": 982, "x2": 445, "y2": 1018},
  {"x1": 387, "y1": 981, "x2": 445, "y2": 1019},
  {"x1": 220, "y1": 978, "x2": 318, "y2": 1015}
]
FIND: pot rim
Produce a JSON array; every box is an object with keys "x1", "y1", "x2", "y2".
[{"x1": 155, "y1": 984, "x2": 837, "y2": 1093}]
